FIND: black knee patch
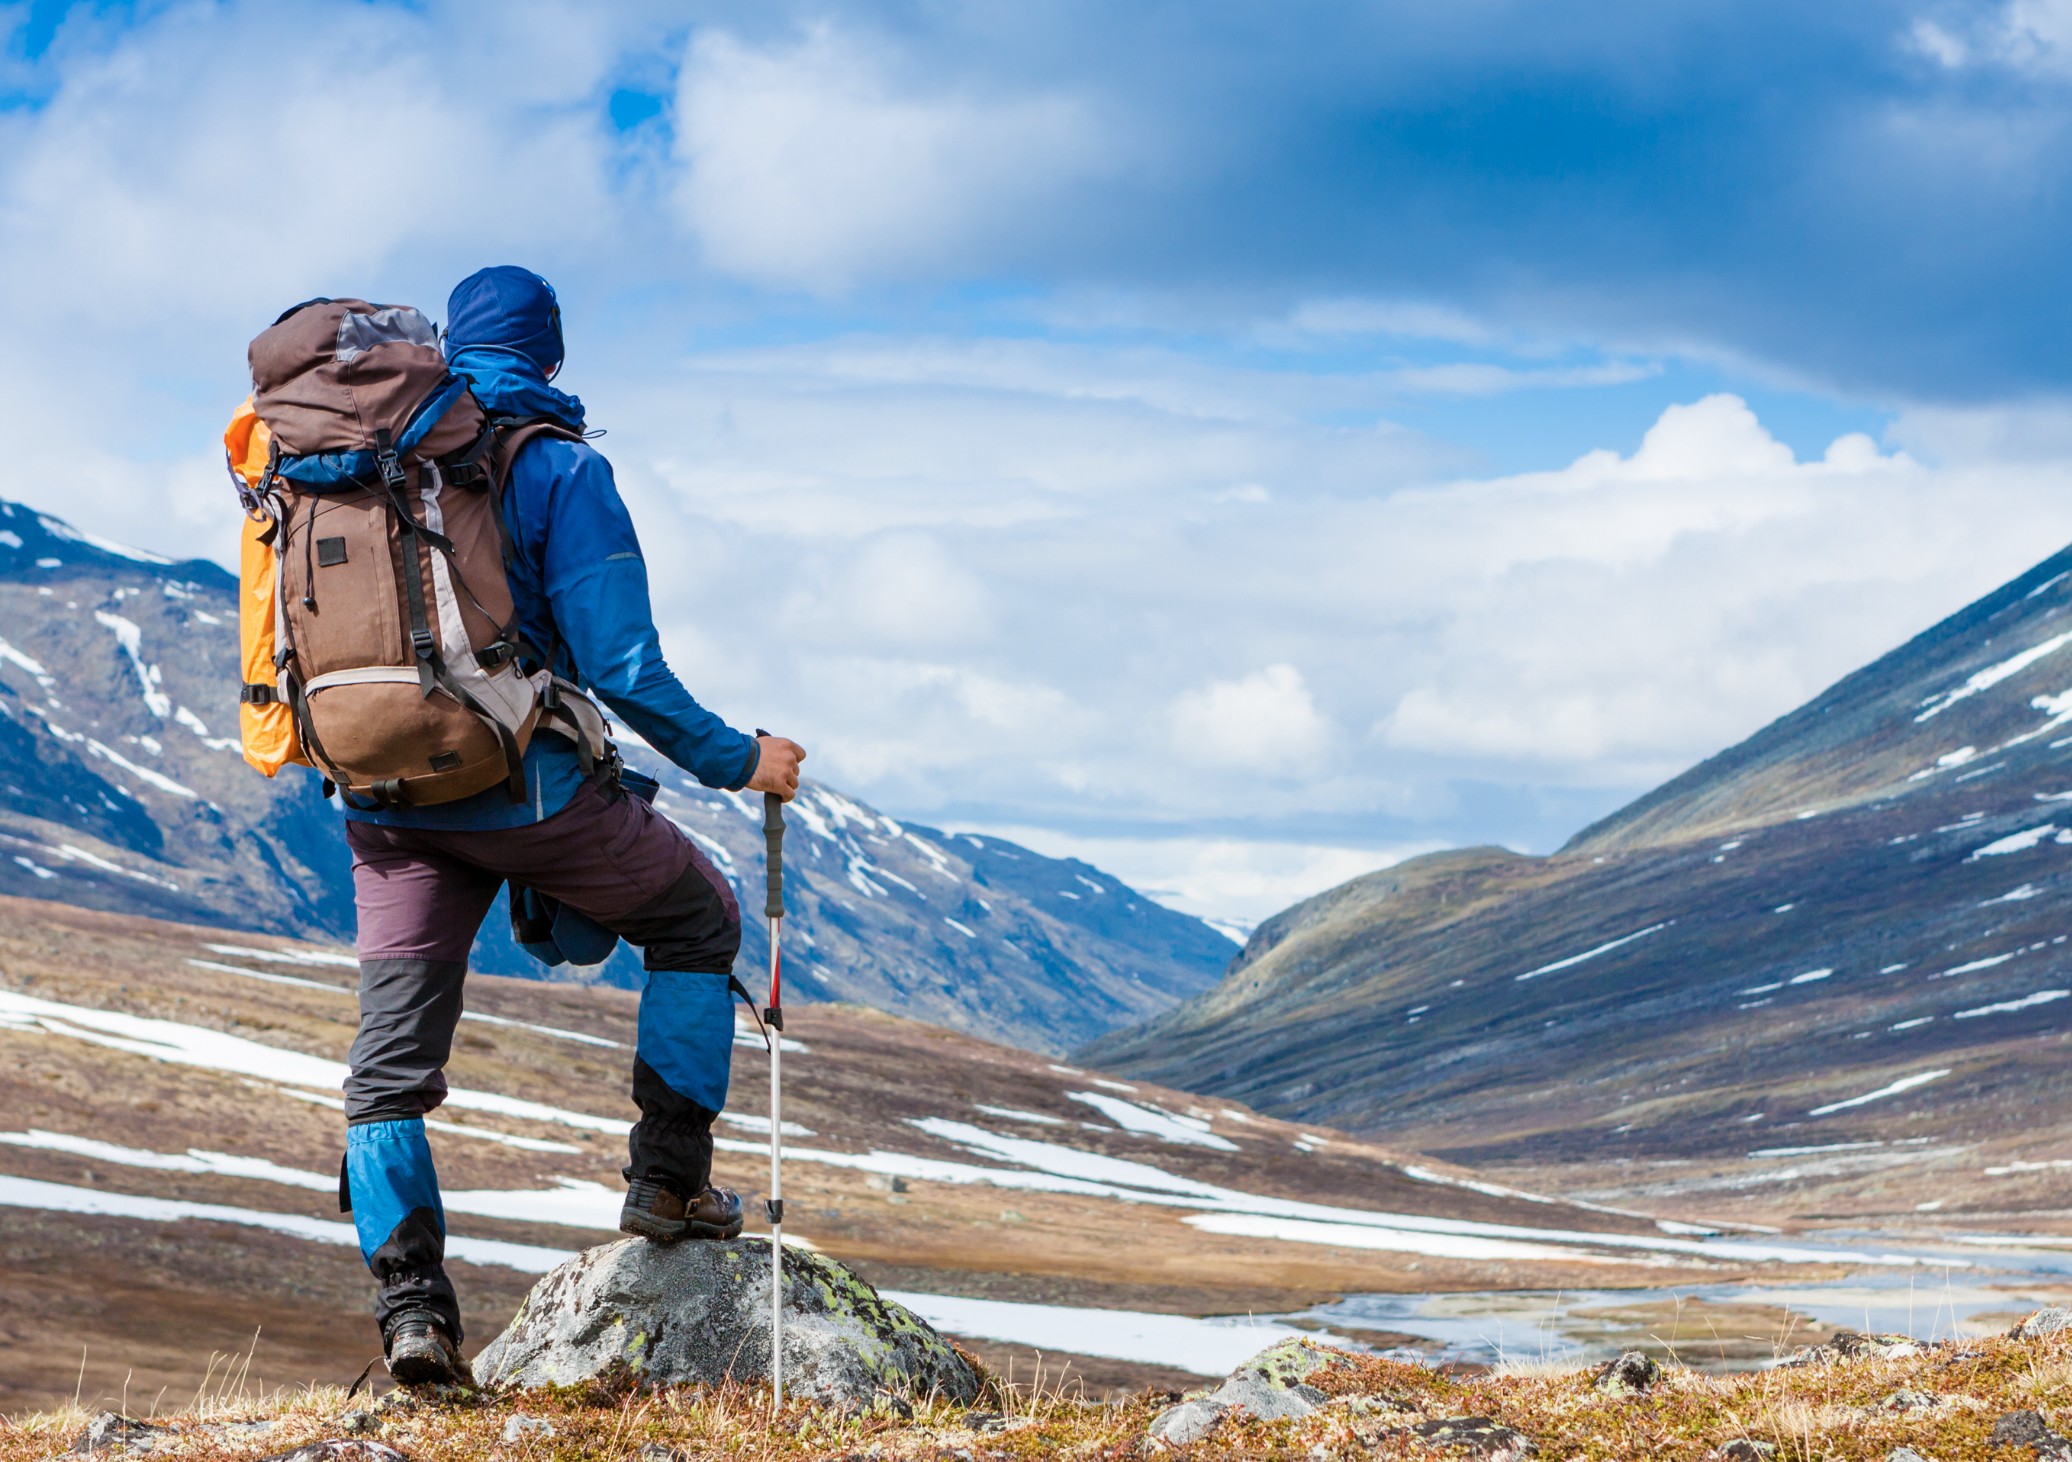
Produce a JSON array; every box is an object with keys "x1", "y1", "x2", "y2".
[
  {"x1": 345, "y1": 959, "x2": 466, "y2": 1123},
  {"x1": 611, "y1": 863, "x2": 742, "y2": 973}
]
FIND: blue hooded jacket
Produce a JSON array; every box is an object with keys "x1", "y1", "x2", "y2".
[{"x1": 340, "y1": 267, "x2": 759, "y2": 829}]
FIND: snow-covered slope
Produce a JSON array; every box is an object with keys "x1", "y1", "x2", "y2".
[{"x1": 0, "y1": 499, "x2": 1231, "y2": 1054}]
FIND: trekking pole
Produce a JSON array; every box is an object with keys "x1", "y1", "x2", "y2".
[{"x1": 757, "y1": 731, "x2": 786, "y2": 1414}]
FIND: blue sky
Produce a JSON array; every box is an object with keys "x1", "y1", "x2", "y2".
[{"x1": 5, "y1": 0, "x2": 2072, "y2": 925}]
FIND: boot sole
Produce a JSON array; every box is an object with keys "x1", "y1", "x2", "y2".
[
  {"x1": 685, "y1": 1216, "x2": 745, "y2": 1241},
  {"x1": 620, "y1": 1207, "x2": 689, "y2": 1242},
  {"x1": 387, "y1": 1349, "x2": 464, "y2": 1387}
]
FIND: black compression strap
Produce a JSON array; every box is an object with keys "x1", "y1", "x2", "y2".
[
  {"x1": 240, "y1": 683, "x2": 277, "y2": 705},
  {"x1": 728, "y1": 977, "x2": 771, "y2": 1052}
]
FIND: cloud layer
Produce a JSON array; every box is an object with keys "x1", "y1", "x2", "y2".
[{"x1": 2, "y1": 0, "x2": 2070, "y2": 923}]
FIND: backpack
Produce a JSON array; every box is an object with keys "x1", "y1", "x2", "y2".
[{"x1": 230, "y1": 297, "x2": 608, "y2": 808}]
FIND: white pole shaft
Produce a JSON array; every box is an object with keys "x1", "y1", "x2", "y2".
[{"x1": 768, "y1": 912, "x2": 783, "y2": 1414}]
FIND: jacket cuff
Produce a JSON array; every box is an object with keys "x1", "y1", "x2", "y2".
[{"x1": 725, "y1": 735, "x2": 761, "y2": 792}]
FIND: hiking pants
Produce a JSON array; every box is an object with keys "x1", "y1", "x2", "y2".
[{"x1": 338, "y1": 772, "x2": 741, "y2": 1342}]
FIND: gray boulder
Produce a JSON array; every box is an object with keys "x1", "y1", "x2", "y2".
[
  {"x1": 70, "y1": 1416, "x2": 175, "y2": 1456},
  {"x1": 1207, "y1": 1367, "x2": 1324, "y2": 1421},
  {"x1": 1147, "y1": 1337, "x2": 1343, "y2": 1448},
  {"x1": 1593, "y1": 1351, "x2": 1660, "y2": 1397},
  {"x1": 1991, "y1": 1411, "x2": 2072, "y2": 1460},
  {"x1": 2013, "y1": 1308, "x2": 2072, "y2": 1340},
  {"x1": 1412, "y1": 1417, "x2": 1536, "y2": 1460},
  {"x1": 1147, "y1": 1400, "x2": 1226, "y2": 1446},
  {"x1": 471, "y1": 1236, "x2": 980, "y2": 1406}
]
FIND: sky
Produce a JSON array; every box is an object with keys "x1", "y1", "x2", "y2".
[{"x1": 6, "y1": 0, "x2": 2072, "y2": 930}]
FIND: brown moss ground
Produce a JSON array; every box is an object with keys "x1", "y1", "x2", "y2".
[{"x1": 13, "y1": 1329, "x2": 2072, "y2": 1461}]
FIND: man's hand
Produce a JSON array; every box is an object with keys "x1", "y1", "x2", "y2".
[{"x1": 748, "y1": 735, "x2": 806, "y2": 801}]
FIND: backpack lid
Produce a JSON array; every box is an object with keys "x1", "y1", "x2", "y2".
[{"x1": 249, "y1": 299, "x2": 483, "y2": 479}]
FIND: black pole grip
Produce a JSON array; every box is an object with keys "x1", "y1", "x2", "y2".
[{"x1": 757, "y1": 728, "x2": 785, "y2": 919}]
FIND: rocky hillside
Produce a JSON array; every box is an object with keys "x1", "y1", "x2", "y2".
[
  {"x1": 0, "y1": 498, "x2": 1232, "y2": 1053},
  {"x1": 1082, "y1": 540, "x2": 2072, "y2": 1220}
]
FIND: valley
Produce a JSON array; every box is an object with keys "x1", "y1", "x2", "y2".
[{"x1": 1085, "y1": 543, "x2": 2072, "y2": 1234}]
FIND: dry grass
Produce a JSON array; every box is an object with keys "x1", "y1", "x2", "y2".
[{"x1": 11, "y1": 1329, "x2": 2072, "y2": 1461}]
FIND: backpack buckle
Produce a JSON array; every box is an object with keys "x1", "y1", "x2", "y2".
[
  {"x1": 373, "y1": 428, "x2": 405, "y2": 491},
  {"x1": 410, "y1": 629, "x2": 437, "y2": 660}
]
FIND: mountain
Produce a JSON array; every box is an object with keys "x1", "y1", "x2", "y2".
[
  {"x1": 0, "y1": 498, "x2": 1232, "y2": 1054},
  {"x1": 1081, "y1": 541, "x2": 2072, "y2": 1221}
]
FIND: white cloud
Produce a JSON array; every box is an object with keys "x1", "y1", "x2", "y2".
[
  {"x1": 1171, "y1": 665, "x2": 1330, "y2": 773},
  {"x1": 673, "y1": 23, "x2": 1123, "y2": 290},
  {"x1": 958, "y1": 826, "x2": 1432, "y2": 931}
]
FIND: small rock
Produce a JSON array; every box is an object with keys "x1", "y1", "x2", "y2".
[
  {"x1": 634, "y1": 1445, "x2": 682, "y2": 1462},
  {"x1": 1778, "y1": 1329, "x2": 1920, "y2": 1368},
  {"x1": 253, "y1": 1445, "x2": 413, "y2": 1462},
  {"x1": 1991, "y1": 1411, "x2": 2072, "y2": 1458},
  {"x1": 1147, "y1": 1400, "x2": 1226, "y2": 1446},
  {"x1": 1832, "y1": 1330, "x2": 1920, "y2": 1360},
  {"x1": 1710, "y1": 1443, "x2": 1775, "y2": 1462},
  {"x1": 1412, "y1": 1416, "x2": 1536, "y2": 1460},
  {"x1": 1887, "y1": 1449, "x2": 1934, "y2": 1462},
  {"x1": 1775, "y1": 1344, "x2": 1836, "y2": 1368},
  {"x1": 500, "y1": 1415, "x2": 556, "y2": 1445},
  {"x1": 70, "y1": 1415, "x2": 175, "y2": 1456},
  {"x1": 1877, "y1": 1389, "x2": 1939, "y2": 1412},
  {"x1": 333, "y1": 1414, "x2": 377, "y2": 1437},
  {"x1": 2014, "y1": 1308, "x2": 2072, "y2": 1341},
  {"x1": 1593, "y1": 1350, "x2": 1660, "y2": 1396}
]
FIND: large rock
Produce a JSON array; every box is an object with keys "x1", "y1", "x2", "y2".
[{"x1": 471, "y1": 1237, "x2": 981, "y2": 1406}]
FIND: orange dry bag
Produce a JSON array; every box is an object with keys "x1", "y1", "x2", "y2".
[{"x1": 223, "y1": 398, "x2": 307, "y2": 777}]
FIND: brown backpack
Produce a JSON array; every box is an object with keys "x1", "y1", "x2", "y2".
[{"x1": 242, "y1": 297, "x2": 606, "y2": 808}]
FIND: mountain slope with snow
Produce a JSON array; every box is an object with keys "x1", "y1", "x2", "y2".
[
  {"x1": 1082, "y1": 541, "x2": 2072, "y2": 1221},
  {"x1": 0, "y1": 498, "x2": 1231, "y2": 1054}
]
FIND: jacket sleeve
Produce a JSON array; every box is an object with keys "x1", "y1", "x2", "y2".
[{"x1": 517, "y1": 440, "x2": 760, "y2": 790}]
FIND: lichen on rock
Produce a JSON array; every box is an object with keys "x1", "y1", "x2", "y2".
[{"x1": 470, "y1": 1236, "x2": 980, "y2": 1407}]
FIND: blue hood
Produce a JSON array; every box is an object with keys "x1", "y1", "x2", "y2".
[{"x1": 445, "y1": 266, "x2": 586, "y2": 430}]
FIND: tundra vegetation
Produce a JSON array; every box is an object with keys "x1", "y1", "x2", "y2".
[{"x1": 10, "y1": 1324, "x2": 2072, "y2": 1462}]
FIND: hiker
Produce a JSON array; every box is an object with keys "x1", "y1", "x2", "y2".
[{"x1": 232, "y1": 269, "x2": 804, "y2": 1385}]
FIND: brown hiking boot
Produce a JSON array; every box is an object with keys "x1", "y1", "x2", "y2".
[
  {"x1": 385, "y1": 1313, "x2": 467, "y2": 1386},
  {"x1": 620, "y1": 1179, "x2": 744, "y2": 1242}
]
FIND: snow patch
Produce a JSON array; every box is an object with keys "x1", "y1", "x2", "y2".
[
  {"x1": 1515, "y1": 922, "x2": 1671, "y2": 981},
  {"x1": 1918, "y1": 631, "x2": 2072, "y2": 720},
  {"x1": 1808, "y1": 1070, "x2": 1951, "y2": 1116},
  {"x1": 1065, "y1": 1091, "x2": 1239, "y2": 1149},
  {"x1": 1953, "y1": 990, "x2": 2069, "y2": 1019},
  {"x1": 0, "y1": 1173, "x2": 567, "y2": 1270},
  {"x1": 1969, "y1": 825, "x2": 2065, "y2": 859}
]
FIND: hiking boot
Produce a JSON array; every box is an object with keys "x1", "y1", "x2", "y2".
[
  {"x1": 385, "y1": 1312, "x2": 466, "y2": 1386},
  {"x1": 620, "y1": 1179, "x2": 744, "y2": 1242}
]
